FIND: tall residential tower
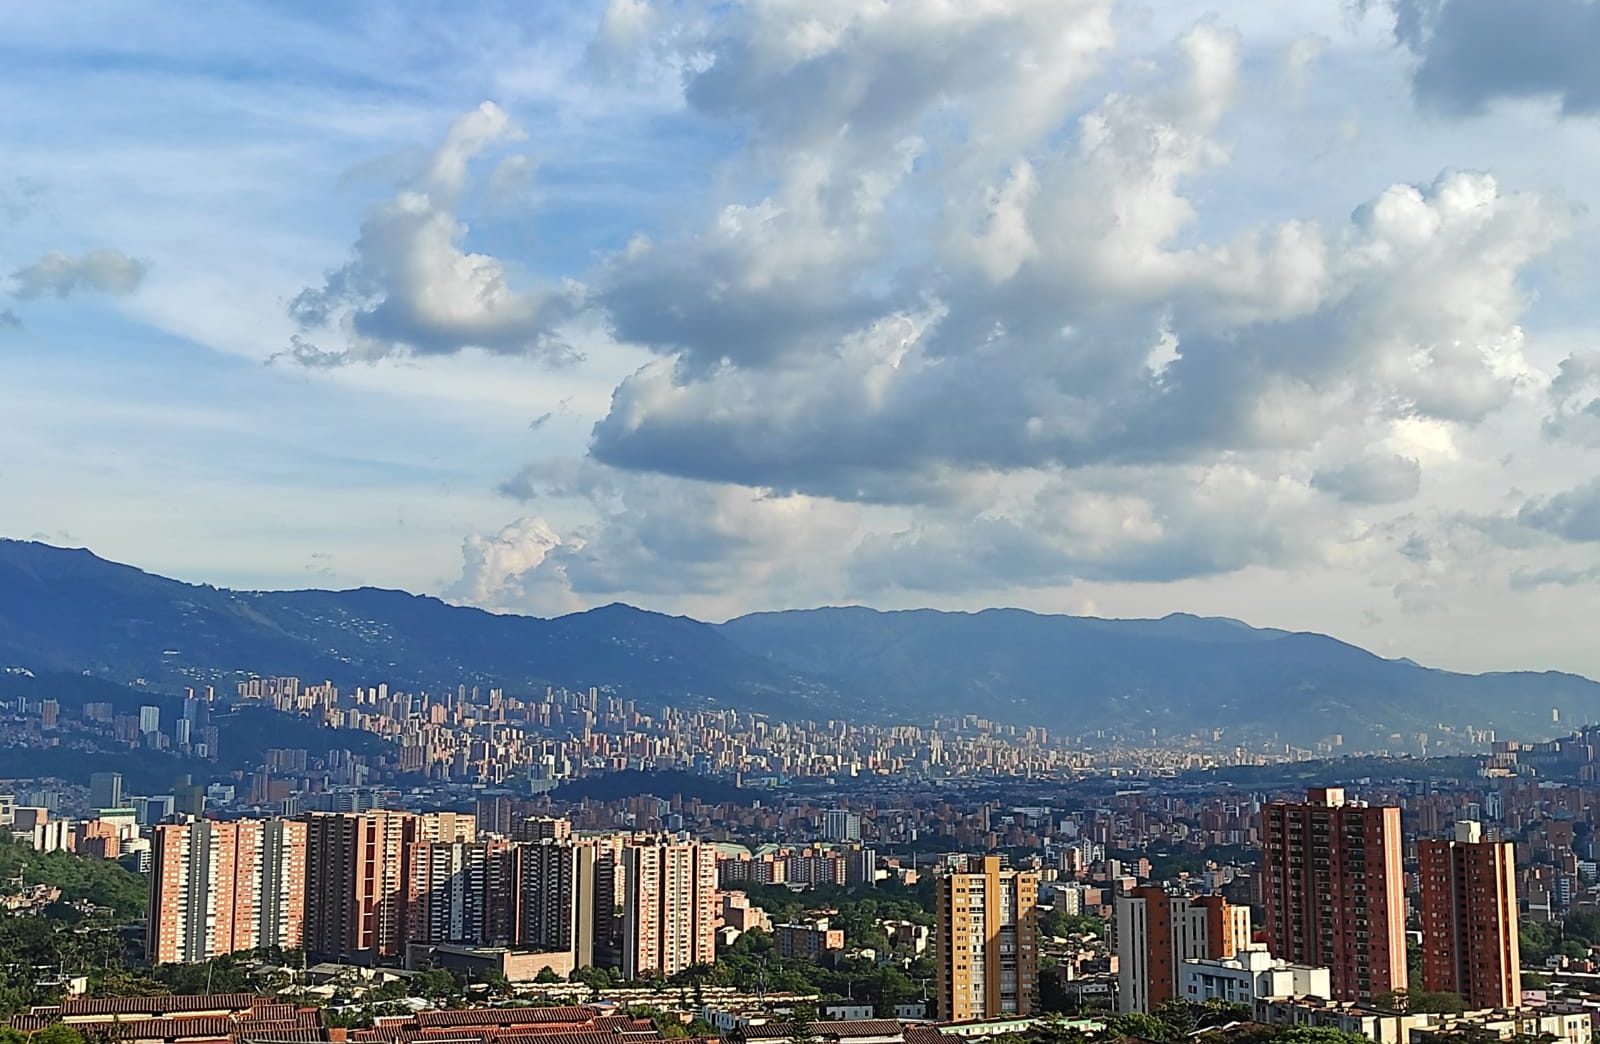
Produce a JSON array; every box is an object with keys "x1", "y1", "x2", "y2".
[
  {"x1": 620, "y1": 838, "x2": 717, "y2": 979},
  {"x1": 1419, "y1": 821, "x2": 1521, "y2": 1009},
  {"x1": 1260, "y1": 788, "x2": 1407, "y2": 1001},
  {"x1": 147, "y1": 819, "x2": 306, "y2": 963},
  {"x1": 934, "y1": 855, "x2": 1040, "y2": 1021}
]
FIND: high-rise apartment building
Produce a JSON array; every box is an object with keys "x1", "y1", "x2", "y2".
[
  {"x1": 591, "y1": 834, "x2": 627, "y2": 968},
  {"x1": 513, "y1": 839, "x2": 597, "y2": 966},
  {"x1": 511, "y1": 815, "x2": 572, "y2": 843},
  {"x1": 621, "y1": 839, "x2": 717, "y2": 980},
  {"x1": 1115, "y1": 887, "x2": 1251, "y2": 1013},
  {"x1": 89, "y1": 772, "x2": 123, "y2": 810},
  {"x1": 406, "y1": 839, "x2": 511, "y2": 946},
  {"x1": 934, "y1": 855, "x2": 1040, "y2": 1021},
  {"x1": 824, "y1": 810, "x2": 862, "y2": 842},
  {"x1": 303, "y1": 811, "x2": 475, "y2": 959},
  {"x1": 1419, "y1": 821, "x2": 1521, "y2": 1009},
  {"x1": 147, "y1": 819, "x2": 306, "y2": 963},
  {"x1": 1261, "y1": 787, "x2": 1407, "y2": 1001},
  {"x1": 259, "y1": 820, "x2": 307, "y2": 952}
]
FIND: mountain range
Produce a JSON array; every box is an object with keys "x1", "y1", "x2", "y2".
[{"x1": 1, "y1": 537, "x2": 1594, "y2": 749}]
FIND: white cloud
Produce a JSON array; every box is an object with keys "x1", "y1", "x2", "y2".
[
  {"x1": 10, "y1": 249, "x2": 147, "y2": 299},
  {"x1": 287, "y1": 102, "x2": 580, "y2": 365},
  {"x1": 457, "y1": 461, "x2": 860, "y2": 615}
]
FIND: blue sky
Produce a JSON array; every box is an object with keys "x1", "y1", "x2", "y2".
[{"x1": 7, "y1": 0, "x2": 1600, "y2": 677}]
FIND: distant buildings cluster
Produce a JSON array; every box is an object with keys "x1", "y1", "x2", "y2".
[
  {"x1": 145, "y1": 809, "x2": 724, "y2": 983},
  {"x1": 1114, "y1": 788, "x2": 1526, "y2": 1030}
]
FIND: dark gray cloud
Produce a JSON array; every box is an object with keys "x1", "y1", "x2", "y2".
[
  {"x1": 1312, "y1": 453, "x2": 1421, "y2": 504},
  {"x1": 1391, "y1": 0, "x2": 1600, "y2": 117},
  {"x1": 1510, "y1": 563, "x2": 1600, "y2": 589},
  {"x1": 1544, "y1": 351, "x2": 1600, "y2": 446},
  {"x1": 1519, "y1": 477, "x2": 1600, "y2": 541}
]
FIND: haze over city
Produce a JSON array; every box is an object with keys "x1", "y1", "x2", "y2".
[{"x1": 5, "y1": 2, "x2": 1600, "y2": 676}]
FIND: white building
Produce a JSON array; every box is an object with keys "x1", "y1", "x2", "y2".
[
  {"x1": 824, "y1": 810, "x2": 862, "y2": 842},
  {"x1": 1180, "y1": 949, "x2": 1331, "y2": 1006},
  {"x1": 1115, "y1": 887, "x2": 1251, "y2": 1014},
  {"x1": 1258, "y1": 998, "x2": 1589, "y2": 1044}
]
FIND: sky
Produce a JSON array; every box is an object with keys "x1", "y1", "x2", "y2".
[{"x1": 5, "y1": 0, "x2": 1600, "y2": 676}]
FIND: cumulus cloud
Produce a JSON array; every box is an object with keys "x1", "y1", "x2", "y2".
[
  {"x1": 593, "y1": 158, "x2": 1567, "y2": 500},
  {"x1": 1388, "y1": 0, "x2": 1600, "y2": 117},
  {"x1": 287, "y1": 102, "x2": 580, "y2": 366},
  {"x1": 1519, "y1": 477, "x2": 1600, "y2": 542},
  {"x1": 10, "y1": 249, "x2": 148, "y2": 299},
  {"x1": 849, "y1": 464, "x2": 1346, "y2": 593},
  {"x1": 531, "y1": 11, "x2": 1567, "y2": 605},
  {"x1": 448, "y1": 516, "x2": 576, "y2": 614},
  {"x1": 597, "y1": 0, "x2": 1116, "y2": 372},
  {"x1": 410, "y1": 4, "x2": 1586, "y2": 617},
  {"x1": 454, "y1": 462, "x2": 860, "y2": 613}
]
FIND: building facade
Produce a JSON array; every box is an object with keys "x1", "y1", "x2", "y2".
[
  {"x1": 303, "y1": 810, "x2": 475, "y2": 959},
  {"x1": 934, "y1": 855, "x2": 1040, "y2": 1022},
  {"x1": 513, "y1": 838, "x2": 597, "y2": 966},
  {"x1": 1179, "y1": 949, "x2": 1331, "y2": 1007},
  {"x1": 1418, "y1": 820, "x2": 1521, "y2": 1009},
  {"x1": 147, "y1": 819, "x2": 306, "y2": 963},
  {"x1": 1260, "y1": 787, "x2": 1407, "y2": 1001},
  {"x1": 621, "y1": 838, "x2": 718, "y2": 979},
  {"x1": 406, "y1": 838, "x2": 509, "y2": 946},
  {"x1": 1115, "y1": 887, "x2": 1251, "y2": 1013}
]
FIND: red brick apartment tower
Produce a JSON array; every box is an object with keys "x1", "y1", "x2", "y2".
[
  {"x1": 1261, "y1": 787, "x2": 1407, "y2": 1000},
  {"x1": 148, "y1": 819, "x2": 306, "y2": 964},
  {"x1": 621, "y1": 838, "x2": 718, "y2": 980},
  {"x1": 304, "y1": 811, "x2": 475, "y2": 959},
  {"x1": 148, "y1": 821, "x2": 257, "y2": 963},
  {"x1": 1419, "y1": 821, "x2": 1521, "y2": 1009}
]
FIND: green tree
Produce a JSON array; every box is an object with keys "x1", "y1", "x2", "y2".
[
  {"x1": 1279, "y1": 1028, "x2": 1379, "y2": 1044},
  {"x1": 1520, "y1": 923, "x2": 1560, "y2": 964},
  {"x1": 417, "y1": 969, "x2": 460, "y2": 1000},
  {"x1": 369, "y1": 978, "x2": 410, "y2": 1001},
  {"x1": 1373, "y1": 989, "x2": 1466, "y2": 1015},
  {"x1": 1104, "y1": 1012, "x2": 1174, "y2": 1042},
  {"x1": 786, "y1": 1005, "x2": 818, "y2": 1044},
  {"x1": 0, "y1": 837, "x2": 148, "y2": 919},
  {"x1": 1024, "y1": 1018, "x2": 1092, "y2": 1044},
  {"x1": 36, "y1": 1026, "x2": 87, "y2": 1044}
]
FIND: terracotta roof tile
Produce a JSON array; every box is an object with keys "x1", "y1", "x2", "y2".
[{"x1": 60, "y1": 995, "x2": 261, "y2": 1018}]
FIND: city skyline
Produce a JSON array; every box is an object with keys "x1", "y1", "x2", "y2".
[{"x1": 7, "y1": 3, "x2": 1600, "y2": 678}]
